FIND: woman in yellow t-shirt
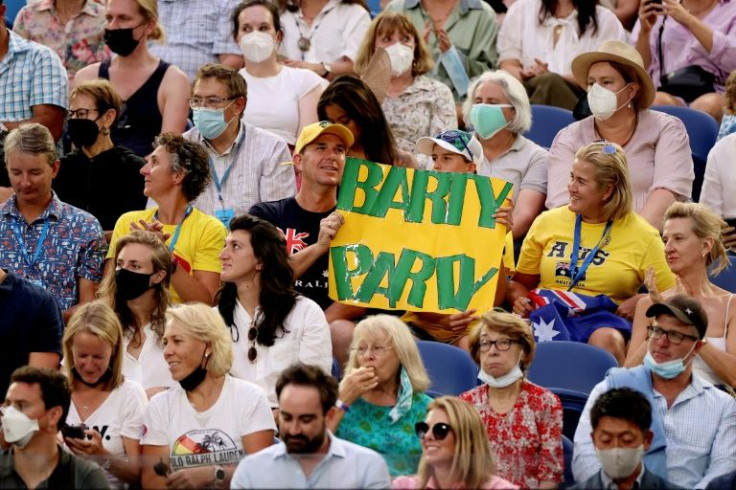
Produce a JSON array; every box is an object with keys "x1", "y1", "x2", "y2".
[{"x1": 507, "y1": 142, "x2": 674, "y2": 364}]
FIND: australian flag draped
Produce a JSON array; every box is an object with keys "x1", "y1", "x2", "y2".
[{"x1": 528, "y1": 289, "x2": 632, "y2": 343}]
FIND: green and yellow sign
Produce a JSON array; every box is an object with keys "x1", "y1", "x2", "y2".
[{"x1": 328, "y1": 158, "x2": 512, "y2": 313}]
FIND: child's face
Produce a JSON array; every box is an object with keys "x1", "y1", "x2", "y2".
[{"x1": 431, "y1": 144, "x2": 475, "y2": 174}]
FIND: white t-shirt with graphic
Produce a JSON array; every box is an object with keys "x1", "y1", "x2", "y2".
[
  {"x1": 122, "y1": 322, "x2": 174, "y2": 391},
  {"x1": 66, "y1": 379, "x2": 148, "y2": 489},
  {"x1": 140, "y1": 375, "x2": 275, "y2": 470}
]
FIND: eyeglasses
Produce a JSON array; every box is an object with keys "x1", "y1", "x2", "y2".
[
  {"x1": 248, "y1": 326, "x2": 258, "y2": 363},
  {"x1": 188, "y1": 96, "x2": 235, "y2": 109},
  {"x1": 647, "y1": 325, "x2": 699, "y2": 345},
  {"x1": 435, "y1": 130, "x2": 474, "y2": 161},
  {"x1": 67, "y1": 108, "x2": 99, "y2": 120},
  {"x1": 415, "y1": 422, "x2": 453, "y2": 440},
  {"x1": 351, "y1": 344, "x2": 392, "y2": 357},
  {"x1": 478, "y1": 338, "x2": 519, "y2": 352}
]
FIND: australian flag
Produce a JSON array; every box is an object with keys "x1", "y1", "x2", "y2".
[{"x1": 528, "y1": 289, "x2": 632, "y2": 343}]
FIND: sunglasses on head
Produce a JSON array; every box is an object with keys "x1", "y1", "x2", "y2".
[
  {"x1": 435, "y1": 130, "x2": 473, "y2": 161},
  {"x1": 415, "y1": 421, "x2": 453, "y2": 440}
]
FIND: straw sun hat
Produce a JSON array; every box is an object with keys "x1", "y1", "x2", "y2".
[{"x1": 571, "y1": 40, "x2": 655, "y2": 109}]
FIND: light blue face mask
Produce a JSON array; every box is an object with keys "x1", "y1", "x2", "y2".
[
  {"x1": 192, "y1": 103, "x2": 234, "y2": 140},
  {"x1": 469, "y1": 104, "x2": 512, "y2": 140},
  {"x1": 643, "y1": 341, "x2": 698, "y2": 379}
]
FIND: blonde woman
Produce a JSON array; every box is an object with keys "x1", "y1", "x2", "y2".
[
  {"x1": 626, "y1": 202, "x2": 736, "y2": 389},
  {"x1": 140, "y1": 303, "x2": 275, "y2": 489},
  {"x1": 63, "y1": 301, "x2": 147, "y2": 488},
  {"x1": 329, "y1": 315, "x2": 432, "y2": 476},
  {"x1": 508, "y1": 142, "x2": 675, "y2": 363},
  {"x1": 75, "y1": 0, "x2": 189, "y2": 157},
  {"x1": 393, "y1": 397, "x2": 518, "y2": 489}
]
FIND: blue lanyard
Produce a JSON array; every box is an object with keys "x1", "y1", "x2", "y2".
[
  {"x1": 12, "y1": 218, "x2": 50, "y2": 268},
  {"x1": 155, "y1": 205, "x2": 192, "y2": 252},
  {"x1": 209, "y1": 136, "x2": 245, "y2": 208},
  {"x1": 568, "y1": 214, "x2": 613, "y2": 291}
]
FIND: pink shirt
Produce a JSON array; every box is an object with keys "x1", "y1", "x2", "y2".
[
  {"x1": 546, "y1": 110, "x2": 694, "y2": 211},
  {"x1": 630, "y1": 0, "x2": 736, "y2": 91},
  {"x1": 392, "y1": 475, "x2": 519, "y2": 489}
]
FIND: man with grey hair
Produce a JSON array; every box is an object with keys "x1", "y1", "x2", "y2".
[{"x1": 0, "y1": 123, "x2": 106, "y2": 321}]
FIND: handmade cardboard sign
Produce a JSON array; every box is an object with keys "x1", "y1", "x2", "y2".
[{"x1": 328, "y1": 157, "x2": 512, "y2": 313}]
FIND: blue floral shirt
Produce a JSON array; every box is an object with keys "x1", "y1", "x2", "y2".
[
  {"x1": 0, "y1": 193, "x2": 105, "y2": 311},
  {"x1": 335, "y1": 392, "x2": 431, "y2": 476}
]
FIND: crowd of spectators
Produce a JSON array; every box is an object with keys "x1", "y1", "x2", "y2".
[{"x1": 1, "y1": 0, "x2": 736, "y2": 488}]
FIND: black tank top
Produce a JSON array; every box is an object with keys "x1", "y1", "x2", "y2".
[{"x1": 99, "y1": 59, "x2": 169, "y2": 157}]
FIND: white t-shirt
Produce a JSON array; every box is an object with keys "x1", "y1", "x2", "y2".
[
  {"x1": 279, "y1": 0, "x2": 371, "y2": 64},
  {"x1": 240, "y1": 66, "x2": 327, "y2": 145},
  {"x1": 140, "y1": 375, "x2": 275, "y2": 470},
  {"x1": 498, "y1": 0, "x2": 626, "y2": 75},
  {"x1": 122, "y1": 323, "x2": 174, "y2": 391},
  {"x1": 226, "y1": 296, "x2": 332, "y2": 407},
  {"x1": 67, "y1": 379, "x2": 147, "y2": 489}
]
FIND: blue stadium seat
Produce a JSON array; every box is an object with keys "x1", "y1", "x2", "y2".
[
  {"x1": 561, "y1": 434, "x2": 575, "y2": 488},
  {"x1": 650, "y1": 105, "x2": 719, "y2": 202},
  {"x1": 416, "y1": 340, "x2": 479, "y2": 397},
  {"x1": 527, "y1": 341, "x2": 617, "y2": 397},
  {"x1": 331, "y1": 358, "x2": 342, "y2": 380},
  {"x1": 526, "y1": 105, "x2": 575, "y2": 149},
  {"x1": 709, "y1": 255, "x2": 736, "y2": 292},
  {"x1": 4, "y1": 0, "x2": 24, "y2": 29}
]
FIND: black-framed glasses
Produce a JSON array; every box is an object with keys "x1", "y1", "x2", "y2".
[
  {"x1": 647, "y1": 325, "x2": 699, "y2": 345},
  {"x1": 435, "y1": 130, "x2": 473, "y2": 160},
  {"x1": 478, "y1": 338, "x2": 519, "y2": 352},
  {"x1": 188, "y1": 96, "x2": 235, "y2": 109},
  {"x1": 248, "y1": 326, "x2": 258, "y2": 363},
  {"x1": 415, "y1": 422, "x2": 453, "y2": 440},
  {"x1": 67, "y1": 108, "x2": 99, "y2": 120}
]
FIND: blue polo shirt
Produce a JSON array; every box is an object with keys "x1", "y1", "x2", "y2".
[{"x1": 0, "y1": 271, "x2": 63, "y2": 397}]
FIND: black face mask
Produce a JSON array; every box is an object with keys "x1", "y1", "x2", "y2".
[
  {"x1": 104, "y1": 27, "x2": 141, "y2": 57},
  {"x1": 68, "y1": 118, "x2": 100, "y2": 149},
  {"x1": 72, "y1": 366, "x2": 113, "y2": 388},
  {"x1": 179, "y1": 350, "x2": 209, "y2": 392},
  {"x1": 115, "y1": 268, "x2": 154, "y2": 302}
]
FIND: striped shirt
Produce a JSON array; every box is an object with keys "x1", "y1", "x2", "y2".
[
  {"x1": 573, "y1": 371, "x2": 736, "y2": 489},
  {"x1": 0, "y1": 30, "x2": 68, "y2": 122}
]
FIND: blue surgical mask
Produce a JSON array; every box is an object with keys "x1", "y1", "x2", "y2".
[
  {"x1": 192, "y1": 103, "x2": 234, "y2": 140},
  {"x1": 643, "y1": 342, "x2": 697, "y2": 379},
  {"x1": 477, "y1": 364, "x2": 523, "y2": 388},
  {"x1": 469, "y1": 104, "x2": 511, "y2": 140}
]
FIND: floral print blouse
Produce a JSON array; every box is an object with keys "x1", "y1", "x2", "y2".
[
  {"x1": 383, "y1": 75, "x2": 458, "y2": 155},
  {"x1": 459, "y1": 380, "x2": 564, "y2": 489},
  {"x1": 13, "y1": 0, "x2": 111, "y2": 83}
]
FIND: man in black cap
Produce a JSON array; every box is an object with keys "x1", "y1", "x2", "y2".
[{"x1": 572, "y1": 294, "x2": 736, "y2": 489}]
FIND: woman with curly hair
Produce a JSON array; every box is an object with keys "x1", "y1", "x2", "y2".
[
  {"x1": 106, "y1": 133, "x2": 227, "y2": 306},
  {"x1": 217, "y1": 214, "x2": 332, "y2": 408},
  {"x1": 98, "y1": 230, "x2": 173, "y2": 398}
]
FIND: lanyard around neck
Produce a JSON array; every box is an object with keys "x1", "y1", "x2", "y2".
[
  {"x1": 155, "y1": 205, "x2": 193, "y2": 252},
  {"x1": 568, "y1": 213, "x2": 612, "y2": 291},
  {"x1": 12, "y1": 218, "x2": 51, "y2": 268}
]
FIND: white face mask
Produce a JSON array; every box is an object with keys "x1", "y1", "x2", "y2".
[
  {"x1": 477, "y1": 364, "x2": 524, "y2": 388},
  {"x1": 587, "y1": 83, "x2": 630, "y2": 121},
  {"x1": 384, "y1": 43, "x2": 414, "y2": 77},
  {"x1": 596, "y1": 445, "x2": 645, "y2": 480},
  {"x1": 2, "y1": 406, "x2": 40, "y2": 448},
  {"x1": 239, "y1": 31, "x2": 275, "y2": 63}
]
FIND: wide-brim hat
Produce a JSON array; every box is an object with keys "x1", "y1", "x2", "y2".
[{"x1": 571, "y1": 40, "x2": 655, "y2": 109}]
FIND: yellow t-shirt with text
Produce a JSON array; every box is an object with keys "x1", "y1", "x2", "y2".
[{"x1": 517, "y1": 207, "x2": 674, "y2": 303}]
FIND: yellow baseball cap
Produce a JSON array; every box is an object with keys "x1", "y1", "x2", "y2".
[{"x1": 294, "y1": 121, "x2": 354, "y2": 155}]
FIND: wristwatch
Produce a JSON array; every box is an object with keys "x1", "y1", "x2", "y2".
[
  {"x1": 321, "y1": 62, "x2": 332, "y2": 77},
  {"x1": 213, "y1": 466, "x2": 226, "y2": 485}
]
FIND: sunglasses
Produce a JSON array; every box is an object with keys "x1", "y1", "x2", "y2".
[
  {"x1": 415, "y1": 421, "x2": 453, "y2": 440},
  {"x1": 248, "y1": 326, "x2": 257, "y2": 363},
  {"x1": 435, "y1": 130, "x2": 474, "y2": 161}
]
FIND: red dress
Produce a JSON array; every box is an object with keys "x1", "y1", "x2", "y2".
[{"x1": 459, "y1": 380, "x2": 563, "y2": 489}]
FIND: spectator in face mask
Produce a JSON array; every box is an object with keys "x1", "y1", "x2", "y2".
[
  {"x1": 74, "y1": 0, "x2": 190, "y2": 158},
  {"x1": 571, "y1": 387, "x2": 682, "y2": 490}
]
